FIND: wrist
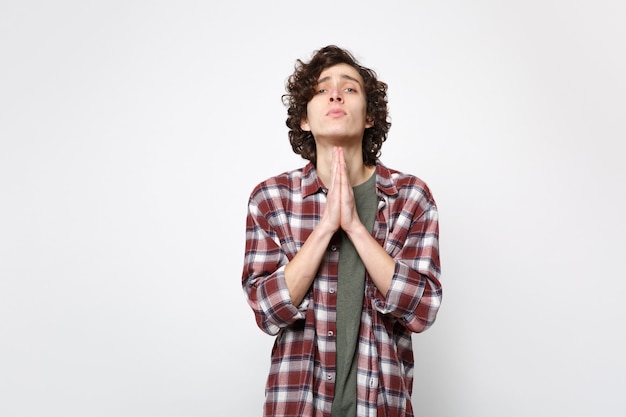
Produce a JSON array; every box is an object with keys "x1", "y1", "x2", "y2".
[
  {"x1": 316, "y1": 217, "x2": 339, "y2": 239},
  {"x1": 343, "y1": 219, "x2": 367, "y2": 239}
]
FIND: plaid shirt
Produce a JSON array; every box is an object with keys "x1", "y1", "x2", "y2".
[{"x1": 242, "y1": 161, "x2": 442, "y2": 417}]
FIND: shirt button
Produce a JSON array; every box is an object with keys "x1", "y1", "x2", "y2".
[
  {"x1": 328, "y1": 331, "x2": 334, "y2": 337},
  {"x1": 327, "y1": 373, "x2": 333, "y2": 381},
  {"x1": 330, "y1": 245, "x2": 338, "y2": 252},
  {"x1": 329, "y1": 288, "x2": 336, "y2": 294}
]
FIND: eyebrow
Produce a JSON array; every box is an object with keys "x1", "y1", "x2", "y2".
[{"x1": 316, "y1": 74, "x2": 363, "y2": 87}]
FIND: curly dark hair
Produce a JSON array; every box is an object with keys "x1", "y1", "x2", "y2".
[{"x1": 282, "y1": 45, "x2": 391, "y2": 166}]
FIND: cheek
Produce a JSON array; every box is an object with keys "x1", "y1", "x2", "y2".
[{"x1": 306, "y1": 102, "x2": 320, "y2": 119}]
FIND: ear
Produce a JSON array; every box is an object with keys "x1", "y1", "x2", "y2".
[
  {"x1": 365, "y1": 115, "x2": 374, "y2": 129},
  {"x1": 301, "y1": 117, "x2": 311, "y2": 131}
]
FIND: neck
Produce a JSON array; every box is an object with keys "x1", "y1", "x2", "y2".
[{"x1": 316, "y1": 144, "x2": 374, "y2": 188}]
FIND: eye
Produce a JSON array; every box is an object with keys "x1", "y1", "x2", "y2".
[
  {"x1": 317, "y1": 88, "x2": 327, "y2": 94},
  {"x1": 345, "y1": 87, "x2": 357, "y2": 93}
]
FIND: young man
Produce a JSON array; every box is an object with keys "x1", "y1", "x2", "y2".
[{"x1": 242, "y1": 45, "x2": 442, "y2": 417}]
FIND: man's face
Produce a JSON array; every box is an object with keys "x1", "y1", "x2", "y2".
[{"x1": 301, "y1": 63, "x2": 372, "y2": 143}]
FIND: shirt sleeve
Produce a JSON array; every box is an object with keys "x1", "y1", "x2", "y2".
[
  {"x1": 241, "y1": 190, "x2": 308, "y2": 336},
  {"x1": 372, "y1": 197, "x2": 442, "y2": 333}
]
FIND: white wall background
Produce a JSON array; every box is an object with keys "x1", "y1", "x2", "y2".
[{"x1": 1, "y1": 1, "x2": 624, "y2": 416}]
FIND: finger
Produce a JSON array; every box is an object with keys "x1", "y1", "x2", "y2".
[
  {"x1": 334, "y1": 155, "x2": 342, "y2": 191},
  {"x1": 339, "y1": 151, "x2": 349, "y2": 188},
  {"x1": 338, "y1": 158, "x2": 350, "y2": 204},
  {"x1": 331, "y1": 147, "x2": 340, "y2": 185},
  {"x1": 336, "y1": 146, "x2": 345, "y2": 165}
]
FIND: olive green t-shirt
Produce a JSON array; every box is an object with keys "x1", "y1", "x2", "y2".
[{"x1": 331, "y1": 172, "x2": 377, "y2": 417}]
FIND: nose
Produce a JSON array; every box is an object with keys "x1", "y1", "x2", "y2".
[{"x1": 329, "y1": 88, "x2": 343, "y2": 103}]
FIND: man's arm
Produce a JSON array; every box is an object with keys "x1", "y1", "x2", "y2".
[{"x1": 284, "y1": 149, "x2": 341, "y2": 305}]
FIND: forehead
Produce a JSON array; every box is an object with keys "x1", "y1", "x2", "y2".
[{"x1": 317, "y1": 63, "x2": 364, "y2": 84}]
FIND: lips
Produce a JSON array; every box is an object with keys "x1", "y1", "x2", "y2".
[{"x1": 326, "y1": 108, "x2": 346, "y2": 117}]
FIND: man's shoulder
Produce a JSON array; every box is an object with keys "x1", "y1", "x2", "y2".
[
  {"x1": 376, "y1": 161, "x2": 432, "y2": 196},
  {"x1": 248, "y1": 165, "x2": 310, "y2": 200}
]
